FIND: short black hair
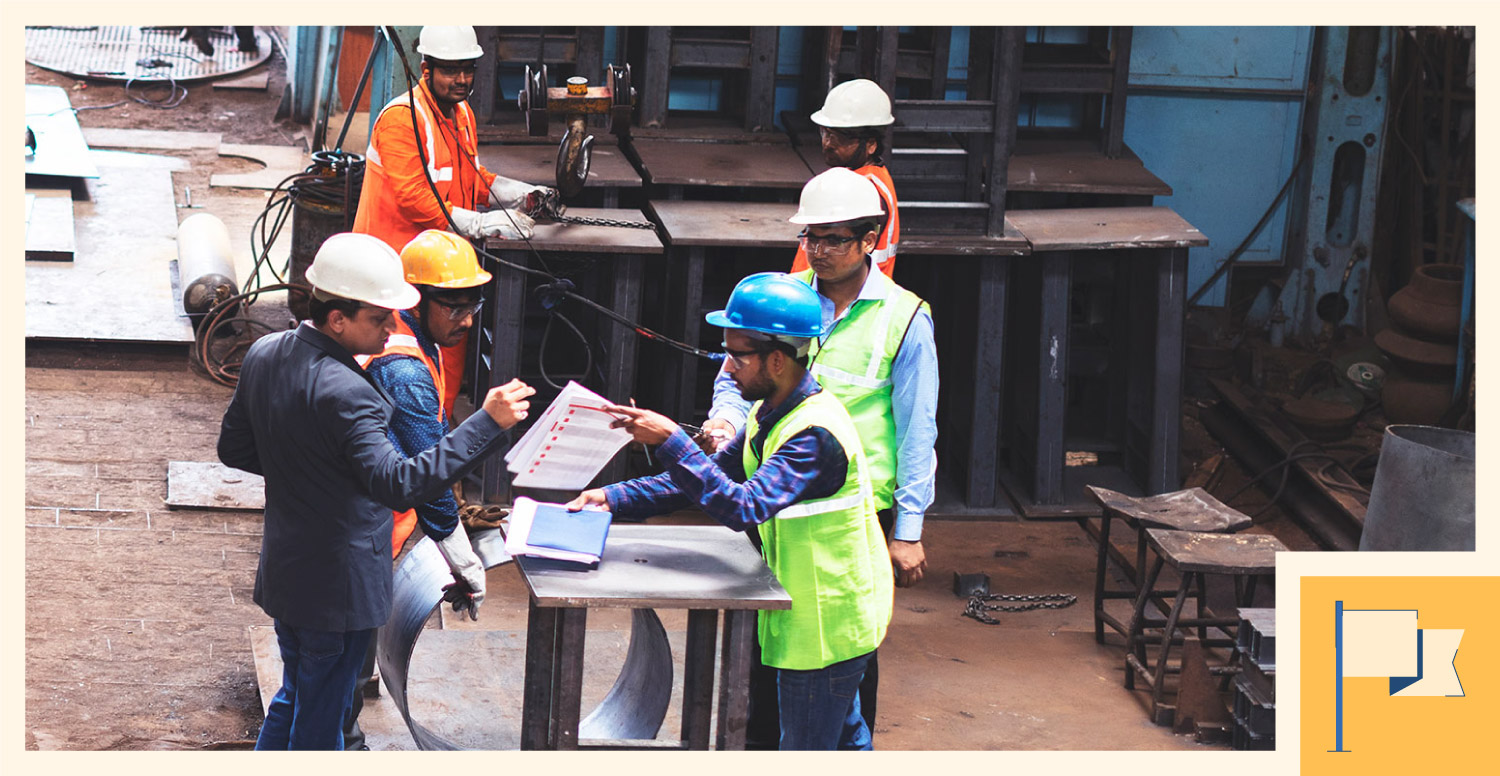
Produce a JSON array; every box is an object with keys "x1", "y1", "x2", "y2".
[
  {"x1": 824, "y1": 217, "x2": 882, "y2": 239},
  {"x1": 309, "y1": 292, "x2": 363, "y2": 326},
  {"x1": 758, "y1": 340, "x2": 810, "y2": 369}
]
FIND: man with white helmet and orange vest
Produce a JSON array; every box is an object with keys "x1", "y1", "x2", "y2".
[
  {"x1": 789, "y1": 78, "x2": 901, "y2": 278},
  {"x1": 567, "y1": 273, "x2": 893, "y2": 750},
  {"x1": 353, "y1": 25, "x2": 554, "y2": 417},
  {"x1": 341, "y1": 229, "x2": 496, "y2": 749},
  {"x1": 218, "y1": 232, "x2": 535, "y2": 750},
  {"x1": 704, "y1": 167, "x2": 938, "y2": 747}
]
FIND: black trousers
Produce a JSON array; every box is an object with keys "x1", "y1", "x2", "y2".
[{"x1": 745, "y1": 509, "x2": 893, "y2": 750}]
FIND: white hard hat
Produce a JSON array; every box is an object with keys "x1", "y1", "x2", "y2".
[
  {"x1": 305, "y1": 233, "x2": 422, "y2": 310},
  {"x1": 811, "y1": 78, "x2": 895, "y2": 128},
  {"x1": 789, "y1": 167, "x2": 886, "y2": 226},
  {"x1": 416, "y1": 26, "x2": 484, "y2": 61}
]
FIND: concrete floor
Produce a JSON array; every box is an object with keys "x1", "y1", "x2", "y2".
[{"x1": 25, "y1": 340, "x2": 1273, "y2": 750}]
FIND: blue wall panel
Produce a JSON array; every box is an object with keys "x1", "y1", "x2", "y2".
[{"x1": 1123, "y1": 27, "x2": 1312, "y2": 308}]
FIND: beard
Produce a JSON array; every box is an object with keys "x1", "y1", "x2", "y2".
[{"x1": 735, "y1": 371, "x2": 777, "y2": 403}]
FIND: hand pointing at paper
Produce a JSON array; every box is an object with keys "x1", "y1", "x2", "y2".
[{"x1": 601, "y1": 404, "x2": 680, "y2": 446}]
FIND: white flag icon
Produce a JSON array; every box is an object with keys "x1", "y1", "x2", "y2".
[{"x1": 1342, "y1": 609, "x2": 1418, "y2": 677}]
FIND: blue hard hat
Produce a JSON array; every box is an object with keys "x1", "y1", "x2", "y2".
[{"x1": 705, "y1": 273, "x2": 823, "y2": 338}]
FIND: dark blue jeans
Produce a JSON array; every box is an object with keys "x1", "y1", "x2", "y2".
[
  {"x1": 776, "y1": 651, "x2": 874, "y2": 750},
  {"x1": 255, "y1": 620, "x2": 374, "y2": 751}
]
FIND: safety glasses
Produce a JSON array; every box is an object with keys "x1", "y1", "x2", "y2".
[
  {"x1": 432, "y1": 298, "x2": 484, "y2": 322},
  {"x1": 721, "y1": 345, "x2": 769, "y2": 370},
  {"x1": 797, "y1": 231, "x2": 860, "y2": 254}
]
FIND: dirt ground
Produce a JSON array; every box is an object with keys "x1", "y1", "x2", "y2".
[{"x1": 24, "y1": 42, "x2": 1348, "y2": 752}]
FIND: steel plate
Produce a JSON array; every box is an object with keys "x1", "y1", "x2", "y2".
[{"x1": 26, "y1": 26, "x2": 273, "y2": 83}]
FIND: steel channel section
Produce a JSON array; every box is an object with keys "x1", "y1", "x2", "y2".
[
  {"x1": 680, "y1": 610, "x2": 720, "y2": 749},
  {"x1": 966, "y1": 257, "x2": 1010, "y2": 506},
  {"x1": 714, "y1": 610, "x2": 756, "y2": 750},
  {"x1": 1033, "y1": 251, "x2": 1073, "y2": 504},
  {"x1": 480, "y1": 249, "x2": 529, "y2": 504},
  {"x1": 382, "y1": 530, "x2": 673, "y2": 750},
  {"x1": 893, "y1": 100, "x2": 996, "y2": 133},
  {"x1": 988, "y1": 28, "x2": 1025, "y2": 235},
  {"x1": 602, "y1": 254, "x2": 643, "y2": 483}
]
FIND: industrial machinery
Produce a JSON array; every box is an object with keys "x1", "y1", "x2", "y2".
[{"x1": 517, "y1": 63, "x2": 635, "y2": 198}]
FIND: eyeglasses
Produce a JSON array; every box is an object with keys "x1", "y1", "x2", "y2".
[
  {"x1": 798, "y1": 231, "x2": 860, "y2": 254},
  {"x1": 819, "y1": 126, "x2": 861, "y2": 147},
  {"x1": 432, "y1": 298, "x2": 484, "y2": 322},
  {"x1": 432, "y1": 64, "x2": 477, "y2": 78},
  {"x1": 721, "y1": 345, "x2": 769, "y2": 370}
]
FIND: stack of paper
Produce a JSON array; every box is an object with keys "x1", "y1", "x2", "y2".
[
  {"x1": 504, "y1": 497, "x2": 613, "y2": 567},
  {"x1": 505, "y1": 381, "x2": 634, "y2": 489}
]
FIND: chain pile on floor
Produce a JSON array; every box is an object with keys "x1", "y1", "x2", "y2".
[{"x1": 963, "y1": 592, "x2": 1078, "y2": 625}]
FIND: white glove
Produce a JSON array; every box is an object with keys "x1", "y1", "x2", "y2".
[
  {"x1": 450, "y1": 206, "x2": 535, "y2": 241},
  {"x1": 433, "y1": 521, "x2": 486, "y2": 620},
  {"x1": 488, "y1": 176, "x2": 549, "y2": 210}
]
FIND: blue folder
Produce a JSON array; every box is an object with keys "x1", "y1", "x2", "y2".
[{"x1": 527, "y1": 503, "x2": 612, "y2": 558}]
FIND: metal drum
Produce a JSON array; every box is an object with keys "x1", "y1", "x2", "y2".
[{"x1": 1359, "y1": 425, "x2": 1475, "y2": 551}]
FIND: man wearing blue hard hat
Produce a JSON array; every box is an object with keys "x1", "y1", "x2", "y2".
[
  {"x1": 702, "y1": 166, "x2": 939, "y2": 747},
  {"x1": 567, "y1": 272, "x2": 893, "y2": 750}
]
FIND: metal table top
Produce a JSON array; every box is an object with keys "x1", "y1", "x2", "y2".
[
  {"x1": 1007, "y1": 206, "x2": 1209, "y2": 252},
  {"x1": 515, "y1": 524, "x2": 792, "y2": 611},
  {"x1": 1007, "y1": 138, "x2": 1172, "y2": 196},
  {"x1": 630, "y1": 139, "x2": 812, "y2": 188},
  {"x1": 646, "y1": 200, "x2": 799, "y2": 248},
  {"x1": 484, "y1": 208, "x2": 663, "y2": 254},
  {"x1": 478, "y1": 143, "x2": 642, "y2": 188}
]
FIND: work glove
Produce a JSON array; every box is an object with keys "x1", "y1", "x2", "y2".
[
  {"x1": 488, "y1": 175, "x2": 553, "y2": 211},
  {"x1": 432, "y1": 521, "x2": 486, "y2": 621},
  {"x1": 450, "y1": 206, "x2": 535, "y2": 241}
]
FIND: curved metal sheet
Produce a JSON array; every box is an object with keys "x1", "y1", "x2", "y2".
[
  {"x1": 579, "y1": 608, "x2": 673, "y2": 741},
  {"x1": 379, "y1": 528, "x2": 673, "y2": 749}
]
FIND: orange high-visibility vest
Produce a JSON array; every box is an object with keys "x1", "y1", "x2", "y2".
[
  {"x1": 356, "y1": 315, "x2": 446, "y2": 558},
  {"x1": 353, "y1": 80, "x2": 492, "y2": 417},
  {"x1": 352, "y1": 80, "x2": 497, "y2": 256},
  {"x1": 790, "y1": 163, "x2": 900, "y2": 278}
]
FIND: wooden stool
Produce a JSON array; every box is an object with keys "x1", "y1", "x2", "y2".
[
  {"x1": 1124, "y1": 528, "x2": 1284, "y2": 726},
  {"x1": 1083, "y1": 486, "x2": 1252, "y2": 644}
]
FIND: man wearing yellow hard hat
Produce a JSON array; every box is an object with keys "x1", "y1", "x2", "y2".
[{"x1": 342, "y1": 229, "x2": 496, "y2": 748}]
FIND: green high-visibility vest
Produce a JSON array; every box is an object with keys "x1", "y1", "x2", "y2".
[
  {"x1": 793, "y1": 268, "x2": 929, "y2": 510},
  {"x1": 743, "y1": 388, "x2": 893, "y2": 670}
]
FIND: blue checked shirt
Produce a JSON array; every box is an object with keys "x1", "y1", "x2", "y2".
[
  {"x1": 604, "y1": 371, "x2": 849, "y2": 531},
  {"x1": 364, "y1": 308, "x2": 462, "y2": 540}
]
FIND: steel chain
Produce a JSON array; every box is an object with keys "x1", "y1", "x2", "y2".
[
  {"x1": 963, "y1": 592, "x2": 1078, "y2": 625},
  {"x1": 550, "y1": 214, "x2": 659, "y2": 231}
]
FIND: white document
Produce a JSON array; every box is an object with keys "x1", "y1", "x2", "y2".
[
  {"x1": 503, "y1": 497, "x2": 606, "y2": 564},
  {"x1": 505, "y1": 380, "x2": 633, "y2": 489}
]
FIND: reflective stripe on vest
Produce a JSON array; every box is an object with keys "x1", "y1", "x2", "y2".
[
  {"x1": 794, "y1": 268, "x2": 926, "y2": 510},
  {"x1": 742, "y1": 389, "x2": 892, "y2": 670},
  {"x1": 368, "y1": 92, "x2": 453, "y2": 184}
]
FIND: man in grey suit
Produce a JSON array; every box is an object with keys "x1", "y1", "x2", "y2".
[{"x1": 217, "y1": 232, "x2": 535, "y2": 750}]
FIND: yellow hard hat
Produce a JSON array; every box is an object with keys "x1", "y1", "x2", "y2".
[{"x1": 398, "y1": 230, "x2": 493, "y2": 288}]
